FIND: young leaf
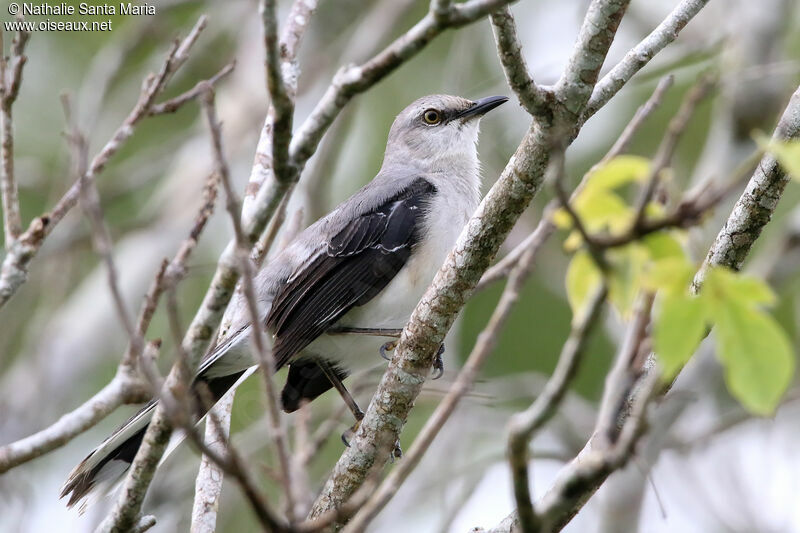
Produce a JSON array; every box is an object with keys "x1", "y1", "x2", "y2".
[
  {"x1": 714, "y1": 301, "x2": 795, "y2": 415},
  {"x1": 608, "y1": 245, "x2": 649, "y2": 317},
  {"x1": 566, "y1": 249, "x2": 602, "y2": 321},
  {"x1": 641, "y1": 232, "x2": 685, "y2": 261},
  {"x1": 642, "y1": 256, "x2": 695, "y2": 296},
  {"x1": 573, "y1": 189, "x2": 632, "y2": 233},
  {"x1": 584, "y1": 155, "x2": 651, "y2": 193},
  {"x1": 754, "y1": 133, "x2": 800, "y2": 180},
  {"x1": 654, "y1": 294, "x2": 707, "y2": 378},
  {"x1": 705, "y1": 267, "x2": 776, "y2": 307}
]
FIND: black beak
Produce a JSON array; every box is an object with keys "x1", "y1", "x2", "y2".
[{"x1": 454, "y1": 95, "x2": 509, "y2": 120}]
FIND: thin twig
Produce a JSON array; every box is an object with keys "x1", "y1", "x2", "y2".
[
  {"x1": 200, "y1": 89, "x2": 297, "y2": 521},
  {"x1": 0, "y1": 16, "x2": 213, "y2": 308},
  {"x1": 477, "y1": 74, "x2": 674, "y2": 292},
  {"x1": 506, "y1": 284, "x2": 608, "y2": 532},
  {"x1": 0, "y1": 366, "x2": 149, "y2": 474},
  {"x1": 148, "y1": 62, "x2": 236, "y2": 116},
  {"x1": 630, "y1": 73, "x2": 715, "y2": 228},
  {"x1": 0, "y1": 24, "x2": 30, "y2": 244},
  {"x1": 603, "y1": 75, "x2": 674, "y2": 163}
]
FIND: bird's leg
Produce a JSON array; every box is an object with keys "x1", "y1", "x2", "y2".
[
  {"x1": 317, "y1": 359, "x2": 364, "y2": 432},
  {"x1": 326, "y1": 326, "x2": 404, "y2": 362},
  {"x1": 316, "y1": 358, "x2": 402, "y2": 459},
  {"x1": 328, "y1": 326, "x2": 445, "y2": 378},
  {"x1": 327, "y1": 326, "x2": 403, "y2": 337}
]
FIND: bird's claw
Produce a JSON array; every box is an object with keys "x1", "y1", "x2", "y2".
[
  {"x1": 342, "y1": 420, "x2": 402, "y2": 461},
  {"x1": 380, "y1": 340, "x2": 398, "y2": 361},
  {"x1": 341, "y1": 419, "x2": 361, "y2": 447},
  {"x1": 390, "y1": 440, "x2": 403, "y2": 461},
  {"x1": 431, "y1": 343, "x2": 445, "y2": 380}
]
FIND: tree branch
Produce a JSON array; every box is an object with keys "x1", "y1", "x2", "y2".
[
  {"x1": 490, "y1": 6, "x2": 550, "y2": 116},
  {"x1": 476, "y1": 75, "x2": 674, "y2": 291},
  {"x1": 341, "y1": 170, "x2": 578, "y2": 532},
  {"x1": 489, "y1": 81, "x2": 800, "y2": 533},
  {"x1": 308, "y1": 0, "x2": 634, "y2": 521},
  {"x1": 506, "y1": 284, "x2": 607, "y2": 532},
  {"x1": 0, "y1": 24, "x2": 30, "y2": 244},
  {"x1": 200, "y1": 89, "x2": 297, "y2": 522},
  {"x1": 190, "y1": 392, "x2": 234, "y2": 533},
  {"x1": 694, "y1": 84, "x2": 800, "y2": 285},
  {"x1": 0, "y1": 16, "x2": 213, "y2": 308},
  {"x1": 582, "y1": 0, "x2": 712, "y2": 122}
]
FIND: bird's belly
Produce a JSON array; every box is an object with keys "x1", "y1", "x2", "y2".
[{"x1": 303, "y1": 230, "x2": 453, "y2": 374}]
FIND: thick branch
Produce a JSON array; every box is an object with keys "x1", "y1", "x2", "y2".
[
  {"x1": 259, "y1": 0, "x2": 293, "y2": 185},
  {"x1": 308, "y1": 0, "x2": 651, "y2": 520},
  {"x1": 190, "y1": 392, "x2": 234, "y2": 533},
  {"x1": 341, "y1": 184, "x2": 570, "y2": 532},
  {"x1": 694, "y1": 84, "x2": 800, "y2": 284},
  {"x1": 555, "y1": 0, "x2": 631, "y2": 120}
]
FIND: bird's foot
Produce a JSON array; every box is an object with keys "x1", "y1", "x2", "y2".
[
  {"x1": 341, "y1": 419, "x2": 361, "y2": 447},
  {"x1": 341, "y1": 420, "x2": 402, "y2": 461},
  {"x1": 391, "y1": 440, "x2": 403, "y2": 461},
  {"x1": 431, "y1": 343, "x2": 445, "y2": 380},
  {"x1": 379, "y1": 340, "x2": 398, "y2": 361}
]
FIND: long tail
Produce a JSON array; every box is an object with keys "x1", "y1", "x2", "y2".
[{"x1": 60, "y1": 329, "x2": 254, "y2": 511}]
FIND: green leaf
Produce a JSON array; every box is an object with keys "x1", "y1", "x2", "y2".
[
  {"x1": 755, "y1": 133, "x2": 800, "y2": 180},
  {"x1": 714, "y1": 301, "x2": 795, "y2": 415},
  {"x1": 654, "y1": 294, "x2": 707, "y2": 377},
  {"x1": 705, "y1": 267, "x2": 776, "y2": 307},
  {"x1": 642, "y1": 256, "x2": 695, "y2": 296},
  {"x1": 566, "y1": 250, "x2": 602, "y2": 321},
  {"x1": 574, "y1": 189, "x2": 632, "y2": 232},
  {"x1": 584, "y1": 155, "x2": 651, "y2": 193},
  {"x1": 641, "y1": 232, "x2": 685, "y2": 261},
  {"x1": 726, "y1": 275, "x2": 776, "y2": 306},
  {"x1": 552, "y1": 207, "x2": 572, "y2": 229},
  {"x1": 608, "y1": 245, "x2": 649, "y2": 317}
]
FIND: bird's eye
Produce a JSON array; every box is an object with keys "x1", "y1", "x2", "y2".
[{"x1": 423, "y1": 109, "x2": 441, "y2": 125}]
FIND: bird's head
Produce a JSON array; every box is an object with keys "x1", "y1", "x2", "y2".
[{"x1": 383, "y1": 94, "x2": 507, "y2": 174}]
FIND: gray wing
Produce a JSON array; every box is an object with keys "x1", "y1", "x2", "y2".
[{"x1": 266, "y1": 177, "x2": 436, "y2": 368}]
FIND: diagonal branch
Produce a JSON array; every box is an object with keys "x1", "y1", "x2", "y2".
[
  {"x1": 490, "y1": 6, "x2": 550, "y2": 116},
  {"x1": 309, "y1": 0, "x2": 633, "y2": 521},
  {"x1": 200, "y1": 89, "x2": 297, "y2": 522},
  {"x1": 489, "y1": 81, "x2": 800, "y2": 533},
  {"x1": 582, "y1": 0, "x2": 712, "y2": 122},
  {"x1": 555, "y1": 0, "x2": 631, "y2": 120},
  {"x1": 694, "y1": 84, "x2": 800, "y2": 285}
]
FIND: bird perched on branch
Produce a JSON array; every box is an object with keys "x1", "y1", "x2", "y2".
[{"x1": 61, "y1": 93, "x2": 507, "y2": 509}]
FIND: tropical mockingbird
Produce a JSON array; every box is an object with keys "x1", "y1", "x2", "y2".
[{"x1": 61, "y1": 93, "x2": 508, "y2": 509}]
